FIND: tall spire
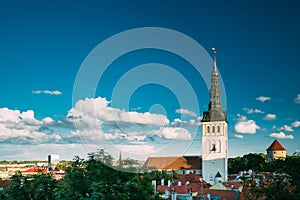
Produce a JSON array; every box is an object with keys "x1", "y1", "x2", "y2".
[{"x1": 209, "y1": 47, "x2": 221, "y2": 110}]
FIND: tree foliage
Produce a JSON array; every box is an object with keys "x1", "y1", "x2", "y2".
[
  {"x1": 1, "y1": 173, "x2": 57, "y2": 200},
  {"x1": 228, "y1": 153, "x2": 267, "y2": 174},
  {"x1": 1, "y1": 149, "x2": 158, "y2": 200}
]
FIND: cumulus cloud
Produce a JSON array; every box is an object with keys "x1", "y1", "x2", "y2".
[
  {"x1": 67, "y1": 97, "x2": 169, "y2": 128},
  {"x1": 0, "y1": 108, "x2": 61, "y2": 144},
  {"x1": 292, "y1": 121, "x2": 300, "y2": 128},
  {"x1": 263, "y1": 114, "x2": 277, "y2": 120},
  {"x1": 294, "y1": 94, "x2": 300, "y2": 104},
  {"x1": 155, "y1": 127, "x2": 192, "y2": 140},
  {"x1": 278, "y1": 125, "x2": 294, "y2": 132},
  {"x1": 0, "y1": 97, "x2": 197, "y2": 154},
  {"x1": 234, "y1": 114, "x2": 260, "y2": 134},
  {"x1": 256, "y1": 96, "x2": 271, "y2": 103},
  {"x1": 175, "y1": 108, "x2": 197, "y2": 117},
  {"x1": 269, "y1": 132, "x2": 294, "y2": 140},
  {"x1": 243, "y1": 108, "x2": 264, "y2": 114},
  {"x1": 32, "y1": 90, "x2": 62, "y2": 95}
]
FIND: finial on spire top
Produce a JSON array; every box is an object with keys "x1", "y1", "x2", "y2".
[{"x1": 212, "y1": 47, "x2": 217, "y2": 73}]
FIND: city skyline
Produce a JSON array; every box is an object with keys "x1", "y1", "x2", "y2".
[{"x1": 0, "y1": 1, "x2": 299, "y2": 161}]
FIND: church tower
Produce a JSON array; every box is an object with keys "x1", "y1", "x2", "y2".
[{"x1": 201, "y1": 48, "x2": 228, "y2": 184}]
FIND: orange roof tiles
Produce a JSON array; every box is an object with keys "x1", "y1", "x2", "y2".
[
  {"x1": 142, "y1": 156, "x2": 201, "y2": 170},
  {"x1": 23, "y1": 167, "x2": 47, "y2": 173},
  {"x1": 267, "y1": 139, "x2": 286, "y2": 151}
]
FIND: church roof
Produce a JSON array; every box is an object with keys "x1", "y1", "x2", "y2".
[
  {"x1": 142, "y1": 156, "x2": 201, "y2": 170},
  {"x1": 267, "y1": 139, "x2": 286, "y2": 151}
]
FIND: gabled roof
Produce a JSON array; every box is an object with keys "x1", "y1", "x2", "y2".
[
  {"x1": 142, "y1": 156, "x2": 201, "y2": 170},
  {"x1": 267, "y1": 139, "x2": 286, "y2": 151},
  {"x1": 209, "y1": 182, "x2": 227, "y2": 190}
]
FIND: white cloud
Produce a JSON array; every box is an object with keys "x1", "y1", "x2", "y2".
[
  {"x1": 0, "y1": 108, "x2": 63, "y2": 145},
  {"x1": 234, "y1": 120, "x2": 260, "y2": 134},
  {"x1": 32, "y1": 90, "x2": 62, "y2": 95},
  {"x1": 243, "y1": 108, "x2": 264, "y2": 114},
  {"x1": 269, "y1": 132, "x2": 294, "y2": 140},
  {"x1": 170, "y1": 118, "x2": 200, "y2": 127},
  {"x1": 294, "y1": 94, "x2": 300, "y2": 104},
  {"x1": 236, "y1": 114, "x2": 247, "y2": 121},
  {"x1": 67, "y1": 97, "x2": 169, "y2": 128},
  {"x1": 278, "y1": 125, "x2": 294, "y2": 132},
  {"x1": 233, "y1": 134, "x2": 244, "y2": 139},
  {"x1": 292, "y1": 121, "x2": 300, "y2": 128},
  {"x1": 155, "y1": 127, "x2": 192, "y2": 140},
  {"x1": 175, "y1": 108, "x2": 197, "y2": 117},
  {"x1": 234, "y1": 115, "x2": 260, "y2": 134},
  {"x1": 42, "y1": 117, "x2": 54, "y2": 124},
  {"x1": 256, "y1": 96, "x2": 271, "y2": 103},
  {"x1": 263, "y1": 114, "x2": 277, "y2": 120}
]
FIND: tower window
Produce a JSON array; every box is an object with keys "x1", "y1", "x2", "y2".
[
  {"x1": 207, "y1": 126, "x2": 210, "y2": 133},
  {"x1": 211, "y1": 144, "x2": 216, "y2": 152},
  {"x1": 212, "y1": 126, "x2": 215, "y2": 133},
  {"x1": 217, "y1": 126, "x2": 220, "y2": 133}
]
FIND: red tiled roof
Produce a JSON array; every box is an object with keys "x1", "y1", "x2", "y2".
[
  {"x1": 142, "y1": 156, "x2": 201, "y2": 170},
  {"x1": 23, "y1": 167, "x2": 47, "y2": 173},
  {"x1": 267, "y1": 139, "x2": 286, "y2": 151}
]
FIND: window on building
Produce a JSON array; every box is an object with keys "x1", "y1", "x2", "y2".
[
  {"x1": 217, "y1": 126, "x2": 220, "y2": 132},
  {"x1": 211, "y1": 144, "x2": 216, "y2": 152},
  {"x1": 207, "y1": 126, "x2": 210, "y2": 133},
  {"x1": 212, "y1": 126, "x2": 215, "y2": 133}
]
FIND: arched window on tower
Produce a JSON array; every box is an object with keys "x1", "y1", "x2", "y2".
[
  {"x1": 212, "y1": 126, "x2": 215, "y2": 133},
  {"x1": 217, "y1": 126, "x2": 220, "y2": 133},
  {"x1": 207, "y1": 126, "x2": 210, "y2": 134},
  {"x1": 211, "y1": 144, "x2": 216, "y2": 152}
]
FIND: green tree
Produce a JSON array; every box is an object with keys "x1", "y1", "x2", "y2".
[
  {"x1": 228, "y1": 153, "x2": 267, "y2": 174},
  {"x1": 56, "y1": 149, "x2": 157, "y2": 200},
  {"x1": 1, "y1": 173, "x2": 57, "y2": 200}
]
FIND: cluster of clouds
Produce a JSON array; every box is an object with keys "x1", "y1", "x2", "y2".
[
  {"x1": 234, "y1": 95, "x2": 300, "y2": 140},
  {"x1": 0, "y1": 108, "x2": 61, "y2": 145},
  {"x1": 0, "y1": 97, "x2": 200, "y2": 154}
]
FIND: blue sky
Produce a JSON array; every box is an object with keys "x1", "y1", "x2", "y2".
[{"x1": 0, "y1": 0, "x2": 299, "y2": 161}]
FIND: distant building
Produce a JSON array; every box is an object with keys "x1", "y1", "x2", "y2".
[
  {"x1": 266, "y1": 139, "x2": 286, "y2": 162},
  {"x1": 201, "y1": 48, "x2": 228, "y2": 185},
  {"x1": 48, "y1": 154, "x2": 60, "y2": 169},
  {"x1": 142, "y1": 156, "x2": 201, "y2": 174}
]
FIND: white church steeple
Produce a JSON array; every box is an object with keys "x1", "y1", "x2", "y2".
[{"x1": 201, "y1": 48, "x2": 228, "y2": 185}]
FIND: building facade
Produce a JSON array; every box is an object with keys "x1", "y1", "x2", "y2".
[{"x1": 201, "y1": 48, "x2": 228, "y2": 185}]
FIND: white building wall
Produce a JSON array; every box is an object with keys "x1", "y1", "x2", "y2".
[{"x1": 202, "y1": 121, "x2": 228, "y2": 184}]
